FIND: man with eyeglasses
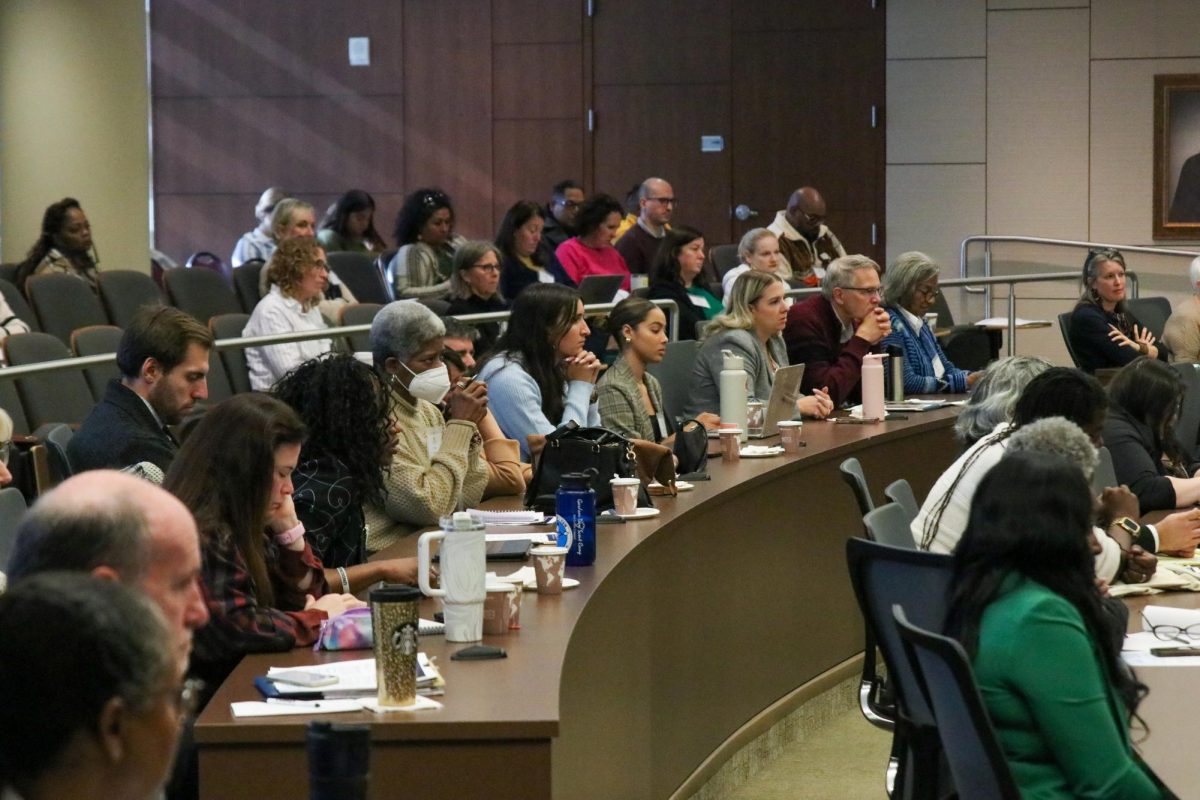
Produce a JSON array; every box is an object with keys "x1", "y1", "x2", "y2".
[
  {"x1": 542, "y1": 179, "x2": 586, "y2": 254},
  {"x1": 615, "y1": 177, "x2": 675, "y2": 276},
  {"x1": 769, "y1": 186, "x2": 847, "y2": 287},
  {"x1": 784, "y1": 254, "x2": 891, "y2": 406}
]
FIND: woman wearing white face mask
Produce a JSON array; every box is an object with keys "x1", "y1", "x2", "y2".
[{"x1": 360, "y1": 301, "x2": 493, "y2": 555}]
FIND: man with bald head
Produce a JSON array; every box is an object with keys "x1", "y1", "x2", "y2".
[
  {"x1": 769, "y1": 186, "x2": 847, "y2": 287},
  {"x1": 616, "y1": 177, "x2": 676, "y2": 275}
]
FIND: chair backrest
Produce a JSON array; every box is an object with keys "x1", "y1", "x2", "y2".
[
  {"x1": 338, "y1": 303, "x2": 381, "y2": 353},
  {"x1": 231, "y1": 260, "x2": 265, "y2": 313},
  {"x1": 185, "y1": 251, "x2": 231, "y2": 282},
  {"x1": 863, "y1": 502, "x2": 917, "y2": 549},
  {"x1": 893, "y1": 606, "x2": 1020, "y2": 800},
  {"x1": 70, "y1": 325, "x2": 124, "y2": 402},
  {"x1": 1092, "y1": 445, "x2": 1118, "y2": 494},
  {"x1": 96, "y1": 270, "x2": 164, "y2": 328},
  {"x1": 418, "y1": 296, "x2": 451, "y2": 316},
  {"x1": 25, "y1": 273, "x2": 107, "y2": 345},
  {"x1": 209, "y1": 313, "x2": 252, "y2": 395},
  {"x1": 645, "y1": 339, "x2": 701, "y2": 426},
  {"x1": 165, "y1": 267, "x2": 242, "y2": 325},
  {"x1": 0, "y1": 375, "x2": 29, "y2": 435},
  {"x1": 203, "y1": 341, "x2": 235, "y2": 402},
  {"x1": 328, "y1": 251, "x2": 391, "y2": 304},
  {"x1": 1125, "y1": 296, "x2": 1172, "y2": 341},
  {"x1": 0, "y1": 486, "x2": 28, "y2": 569},
  {"x1": 845, "y1": 536, "x2": 954, "y2": 730},
  {"x1": 839, "y1": 456, "x2": 875, "y2": 516},
  {"x1": 42, "y1": 423, "x2": 74, "y2": 485},
  {"x1": 3, "y1": 333, "x2": 95, "y2": 429},
  {"x1": 709, "y1": 244, "x2": 741, "y2": 278},
  {"x1": 1171, "y1": 362, "x2": 1200, "y2": 462},
  {"x1": 0, "y1": 278, "x2": 39, "y2": 332},
  {"x1": 930, "y1": 290, "x2": 958, "y2": 328},
  {"x1": 884, "y1": 478, "x2": 920, "y2": 523},
  {"x1": 1057, "y1": 312, "x2": 1084, "y2": 369},
  {"x1": 0, "y1": 263, "x2": 17, "y2": 285}
]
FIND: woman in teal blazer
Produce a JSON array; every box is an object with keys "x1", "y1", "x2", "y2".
[{"x1": 947, "y1": 451, "x2": 1170, "y2": 799}]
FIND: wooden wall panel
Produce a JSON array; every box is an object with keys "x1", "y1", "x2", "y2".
[
  {"x1": 492, "y1": 0, "x2": 581, "y2": 44},
  {"x1": 493, "y1": 43, "x2": 582, "y2": 120},
  {"x1": 734, "y1": 0, "x2": 880, "y2": 32},
  {"x1": 592, "y1": 0, "x2": 730, "y2": 85},
  {"x1": 493, "y1": 120, "x2": 585, "y2": 224}
]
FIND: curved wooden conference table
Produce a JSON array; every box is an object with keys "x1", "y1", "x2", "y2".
[{"x1": 194, "y1": 409, "x2": 964, "y2": 799}]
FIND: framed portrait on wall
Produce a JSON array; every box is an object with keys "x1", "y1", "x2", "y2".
[{"x1": 1154, "y1": 73, "x2": 1200, "y2": 239}]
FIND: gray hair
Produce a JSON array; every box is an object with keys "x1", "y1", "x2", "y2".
[
  {"x1": 269, "y1": 198, "x2": 315, "y2": 240},
  {"x1": 821, "y1": 254, "x2": 880, "y2": 300},
  {"x1": 1006, "y1": 416, "x2": 1099, "y2": 480},
  {"x1": 882, "y1": 251, "x2": 939, "y2": 308},
  {"x1": 1190, "y1": 256, "x2": 1200, "y2": 289},
  {"x1": 370, "y1": 300, "x2": 446, "y2": 366},
  {"x1": 737, "y1": 228, "x2": 777, "y2": 262},
  {"x1": 441, "y1": 316, "x2": 480, "y2": 343},
  {"x1": 704, "y1": 270, "x2": 783, "y2": 338},
  {"x1": 954, "y1": 355, "x2": 1053, "y2": 446},
  {"x1": 448, "y1": 240, "x2": 504, "y2": 301}
]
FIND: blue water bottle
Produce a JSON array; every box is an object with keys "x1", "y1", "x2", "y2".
[{"x1": 556, "y1": 471, "x2": 596, "y2": 567}]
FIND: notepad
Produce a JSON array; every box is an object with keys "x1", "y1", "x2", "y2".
[{"x1": 468, "y1": 509, "x2": 551, "y2": 525}]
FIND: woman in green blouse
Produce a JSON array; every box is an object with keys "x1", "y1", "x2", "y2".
[{"x1": 948, "y1": 450, "x2": 1169, "y2": 799}]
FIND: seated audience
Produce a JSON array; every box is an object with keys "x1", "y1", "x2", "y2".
[
  {"x1": 541, "y1": 179, "x2": 584, "y2": 254},
  {"x1": 243, "y1": 237, "x2": 334, "y2": 391},
  {"x1": 445, "y1": 241, "x2": 508, "y2": 357},
  {"x1": 947, "y1": 452, "x2": 1171, "y2": 798},
  {"x1": 647, "y1": 226, "x2": 721, "y2": 341},
  {"x1": 721, "y1": 228, "x2": 791, "y2": 309},
  {"x1": 686, "y1": 271, "x2": 832, "y2": 419},
  {"x1": 880, "y1": 251, "x2": 982, "y2": 393},
  {"x1": 365, "y1": 301, "x2": 492, "y2": 554},
  {"x1": 442, "y1": 316, "x2": 478, "y2": 372},
  {"x1": 386, "y1": 188, "x2": 464, "y2": 300},
  {"x1": 272, "y1": 355, "x2": 423, "y2": 588},
  {"x1": 70, "y1": 306, "x2": 212, "y2": 474},
  {"x1": 784, "y1": 254, "x2": 891, "y2": 406},
  {"x1": 165, "y1": 394, "x2": 364, "y2": 688},
  {"x1": 0, "y1": 291, "x2": 31, "y2": 363},
  {"x1": 554, "y1": 194, "x2": 632, "y2": 293},
  {"x1": 496, "y1": 200, "x2": 573, "y2": 299},
  {"x1": 598, "y1": 297, "x2": 718, "y2": 442},
  {"x1": 477, "y1": 283, "x2": 602, "y2": 459},
  {"x1": 0, "y1": 573, "x2": 187, "y2": 800},
  {"x1": 612, "y1": 182, "x2": 642, "y2": 242},
  {"x1": 15, "y1": 197, "x2": 98, "y2": 293},
  {"x1": 768, "y1": 186, "x2": 846, "y2": 287},
  {"x1": 1104, "y1": 357, "x2": 1200, "y2": 512},
  {"x1": 615, "y1": 177, "x2": 674, "y2": 276},
  {"x1": 953, "y1": 355, "x2": 1052, "y2": 448},
  {"x1": 256, "y1": 198, "x2": 355, "y2": 312},
  {"x1": 1068, "y1": 247, "x2": 1168, "y2": 373},
  {"x1": 231, "y1": 187, "x2": 286, "y2": 267},
  {"x1": 1162, "y1": 255, "x2": 1200, "y2": 362},
  {"x1": 317, "y1": 189, "x2": 386, "y2": 254}
]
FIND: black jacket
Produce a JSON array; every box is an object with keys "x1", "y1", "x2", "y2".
[
  {"x1": 1102, "y1": 404, "x2": 1198, "y2": 514},
  {"x1": 1068, "y1": 302, "x2": 1169, "y2": 374},
  {"x1": 68, "y1": 379, "x2": 177, "y2": 474},
  {"x1": 647, "y1": 280, "x2": 706, "y2": 341}
]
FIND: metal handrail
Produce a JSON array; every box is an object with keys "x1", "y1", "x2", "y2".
[{"x1": 0, "y1": 299, "x2": 680, "y2": 379}]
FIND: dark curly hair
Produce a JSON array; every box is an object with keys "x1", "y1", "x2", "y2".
[
  {"x1": 392, "y1": 187, "x2": 453, "y2": 246},
  {"x1": 271, "y1": 354, "x2": 392, "y2": 508}
]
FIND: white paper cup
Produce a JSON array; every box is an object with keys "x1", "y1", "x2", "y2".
[
  {"x1": 777, "y1": 420, "x2": 804, "y2": 453},
  {"x1": 718, "y1": 428, "x2": 742, "y2": 462},
  {"x1": 610, "y1": 477, "x2": 641, "y2": 516}
]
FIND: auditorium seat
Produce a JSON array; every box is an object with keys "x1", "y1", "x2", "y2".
[
  {"x1": 42, "y1": 423, "x2": 74, "y2": 485},
  {"x1": 0, "y1": 486, "x2": 27, "y2": 568},
  {"x1": 25, "y1": 273, "x2": 107, "y2": 345},
  {"x1": 839, "y1": 456, "x2": 875, "y2": 516},
  {"x1": 165, "y1": 268, "x2": 242, "y2": 326},
  {"x1": 0, "y1": 278, "x2": 39, "y2": 332},
  {"x1": 0, "y1": 263, "x2": 17, "y2": 285},
  {"x1": 338, "y1": 303, "x2": 381, "y2": 353},
  {"x1": 645, "y1": 339, "x2": 700, "y2": 426},
  {"x1": 884, "y1": 478, "x2": 920, "y2": 523},
  {"x1": 0, "y1": 375, "x2": 30, "y2": 435},
  {"x1": 232, "y1": 260, "x2": 265, "y2": 313},
  {"x1": 3, "y1": 332, "x2": 95, "y2": 429},
  {"x1": 186, "y1": 251, "x2": 232, "y2": 283},
  {"x1": 70, "y1": 325, "x2": 123, "y2": 401},
  {"x1": 329, "y1": 251, "x2": 391, "y2": 304},
  {"x1": 210, "y1": 313, "x2": 252, "y2": 395},
  {"x1": 863, "y1": 502, "x2": 917, "y2": 549},
  {"x1": 709, "y1": 244, "x2": 740, "y2": 278},
  {"x1": 96, "y1": 270, "x2": 164, "y2": 328},
  {"x1": 204, "y1": 341, "x2": 235, "y2": 403}
]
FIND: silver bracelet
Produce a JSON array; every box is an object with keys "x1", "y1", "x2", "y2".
[{"x1": 337, "y1": 566, "x2": 350, "y2": 594}]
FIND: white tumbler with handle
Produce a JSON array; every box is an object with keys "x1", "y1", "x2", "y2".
[{"x1": 417, "y1": 512, "x2": 486, "y2": 642}]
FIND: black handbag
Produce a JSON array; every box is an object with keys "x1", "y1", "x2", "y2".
[
  {"x1": 673, "y1": 418, "x2": 709, "y2": 479},
  {"x1": 525, "y1": 422, "x2": 649, "y2": 513}
]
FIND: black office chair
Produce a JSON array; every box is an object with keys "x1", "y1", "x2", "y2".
[
  {"x1": 329, "y1": 251, "x2": 391, "y2": 305},
  {"x1": 1125, "y1": 296, "x2": 1172, "y2": 342},
  {"x1": 1092, "y1": 446, "x2": 1118, "y2": 494},
  {"x1": 1171, "y1": 362, "x2": 1200, "y2": 462},
  {"x1": 96, "y1": 270, "x2": 164, "y2": 328},
  {"x1": 645, "y1": 339, "x2": 701, "y2": 426},
  {"x1": 893, "y1": 606, "x2": 1020, "y2": 800},
  {"x1": 930, "y1": 291, "x2": 996, "y2": 371},
  {"x1": 839, "y1": 456, "x2": 875, "y2": 516},
  {"x1": 884, "y1": 479, "x2": 920, "y2": 524},
  {"x1": 864, "y1": 503, "x2": 917, "y2": 549},
  {"x1": 232, "y1": 260, "x2": 265, "y2": 313},
  {"x1": 846, "y1": 537, "x2": 955, "y2": 800},
  {"x1": 709, "y1": 244, "x2": 741, "y2": 278},
  {"x1": 1058, "y1": 312, "x2": 1084, "y2": 369}
]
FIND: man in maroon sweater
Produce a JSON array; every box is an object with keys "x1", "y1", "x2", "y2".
[
  {"x1": 615, "y1": 177, "x2": 674, "y2": 275},
  {"x1": 783, "y1": 254, "x2": 891, "y2": 406}
]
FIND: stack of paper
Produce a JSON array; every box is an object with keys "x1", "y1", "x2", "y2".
[{"x1": 467, "y1": 509, "x2": 550, "y2": 525}]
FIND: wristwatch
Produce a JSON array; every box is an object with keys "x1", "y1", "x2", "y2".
[{"x1": 1112, "y1": 517, "x2": 1156, "y2": 552}]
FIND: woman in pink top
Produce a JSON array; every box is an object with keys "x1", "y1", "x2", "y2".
[{"x1": 554, "y1": 194, "x2": 631, "y2": 292}]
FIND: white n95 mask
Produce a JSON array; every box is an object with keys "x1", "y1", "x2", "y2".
[{"x1": 396, "y1": 362, "x2": 452, "y2": 405}]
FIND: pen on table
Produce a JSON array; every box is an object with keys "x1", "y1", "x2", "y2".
[{"x1": 266, "y1": 698, "x2": 328, "y2": 707}]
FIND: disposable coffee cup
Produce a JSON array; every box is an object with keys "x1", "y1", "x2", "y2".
[
  {"x1": 506, "y1": 582, "x2": 523, "y2": 630},
  {"x1": 531, "y1": 545, "x2": 568, "y2": 595},
  {"x1": 718, "y1": 428, "x2": 742, "y2": 462},
  {"x1": 369, "y1": 584, "x2": 423, "y2": 707},
  {"x1": 777, "y1": 420, "x2": 804, "y2": 454},
  {"x1": 746, "y1": 400, "x2": 766, "y2": 438},
  {"x1": 610, "y1": 477, "x2": 641, "y2": 516},
  {"x1": 482, "y1": 582, "x2": 513, "y2": 636}
]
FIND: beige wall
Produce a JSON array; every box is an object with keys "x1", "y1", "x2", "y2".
[
  {"x1": 888, "y1": 0, "x2": 1200, "y2": 363},
  {"x1": 0, "y1": 0, "x2": 150, "y2": 272}
]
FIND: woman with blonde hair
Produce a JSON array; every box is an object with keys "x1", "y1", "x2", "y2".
[
  {"x1": 684, "y1": 271, "x2": 833, "y2": 419},
  {"x1": 721, "y1": 227, "x2": 792, "y2": 308}
]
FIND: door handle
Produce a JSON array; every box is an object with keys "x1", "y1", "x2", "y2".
[{"x1": 733, "y1": 204, "x2": 758, "y2": 221}]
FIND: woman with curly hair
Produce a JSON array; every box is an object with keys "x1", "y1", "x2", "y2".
[
  {"x1": 385, "y1": 187, "x2": 465, "y2": 300},
  {"x1": 15, "y1": 197, "x2": 99, "y2": 293},
  {"x1": 273, "y1": 355, "x2": 421, "y2": 589},
  {"x1": 242, "y1": 237, "x2": 334, "y2": 390}
]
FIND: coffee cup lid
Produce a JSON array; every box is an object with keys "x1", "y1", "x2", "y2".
[
  {"x1": 531, "y1": 545, "x2": 569, "y2": 555},
  {"x1": 718, "y1": 428, "x2": 743, "y2": 435},
  {"x1": 369, "y1": 583, "x2": 423, "y2": 604},
  {"x1": 777, "y1": 420, "x2": 803, "y2": 427},
  {"x1": 610, "y1": 477, "x2": 641, "y2": 485}
]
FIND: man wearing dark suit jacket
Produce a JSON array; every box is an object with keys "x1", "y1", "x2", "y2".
[{"x1": 69, "y1": 305, "x2": 212, "y2": 474}]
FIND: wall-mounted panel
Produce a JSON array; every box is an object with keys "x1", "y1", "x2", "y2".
[
  {"x1": 885, "y1": 164, "x2": 985, "y2": 273},
  {"x1": 1092, "y1": 0, "x2": 1200, "y2": 58},
  {"x1": 887, "y1": 0, "x2": 985, "y2": 59},
  {"x1": 887, "y1": 59, "x2": 986, "y2": 164}
]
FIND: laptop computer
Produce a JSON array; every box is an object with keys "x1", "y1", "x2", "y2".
[
  {"x1": 577, "y1": 274, "x2": 625, "y2": 304},
  {"x1": 707, "y1": 363, "x2": 806, "y2": 438}
]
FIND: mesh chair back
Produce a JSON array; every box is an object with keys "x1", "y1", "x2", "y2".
[
  {"x1": 96, "y1": 270, "x2": 164, "y2": 328},
  {"x1": 339, "y1": 303, "x2": 381, "y2": 353},
  {"x1": 25, "y1": 273, "x2": 107, "y2": 345},
  {"x1": 70, "y1": 325, "x2": 123, "y2": 401},
  {"x1": 0, "y1": 278, "x2": 39, "y2": 332},
  {"x1": 185, "y1": 251, "x2": 232, "y2": 282},
  {"x1": 1125, "y1": 296, "x2": 1172, "y2": 341},
  {"x1": 839, "y1": 456, "x2": 875, "y2": 516},
  {"x1": 209, "y1": 314, "x2": 252, "y2": 395},
  {"x1": 165, "y1": 267, "x2": 241, "y2": 325},
  {"x1": 329, "y1": 251, "x2": 391, "y2": 304},
  {"x1": 863, "y1": 503, "x2": 917, "y2": 549},
  {"x1": 43, "y1": 423, "x2": 74, "y2": 485},
  {"x1": 1058, "y1": 312, "x2": 1084, "y2": 369},
  {"x1": 709, "y1": 244, "x2": 741, "y2": 278},
  {"x1": 0, "y1": 487, "x2": 28, "y2": 569},
  {"x1": 894, "y1": 607, "x2": 1020, "y2": 800},
  {"x1": 1172, "y1": 362, "x2": 1200, "y2": 462},
  {"x1": 884, "y1": 478, "x2": 920, "y2": 523},
  {"x1": 232, "y1": 260, "x2": 265, "y2": 313},
  {"x1": 3, "y1": 332, "x2": 95, "y2": 428},
  {"x1": 645, "y1": 339, "x2": 701, "y2": 426}
]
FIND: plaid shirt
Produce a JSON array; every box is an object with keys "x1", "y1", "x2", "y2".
[{"x1": 191, "y1": 526, "x2": 329, "y2": 687}]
